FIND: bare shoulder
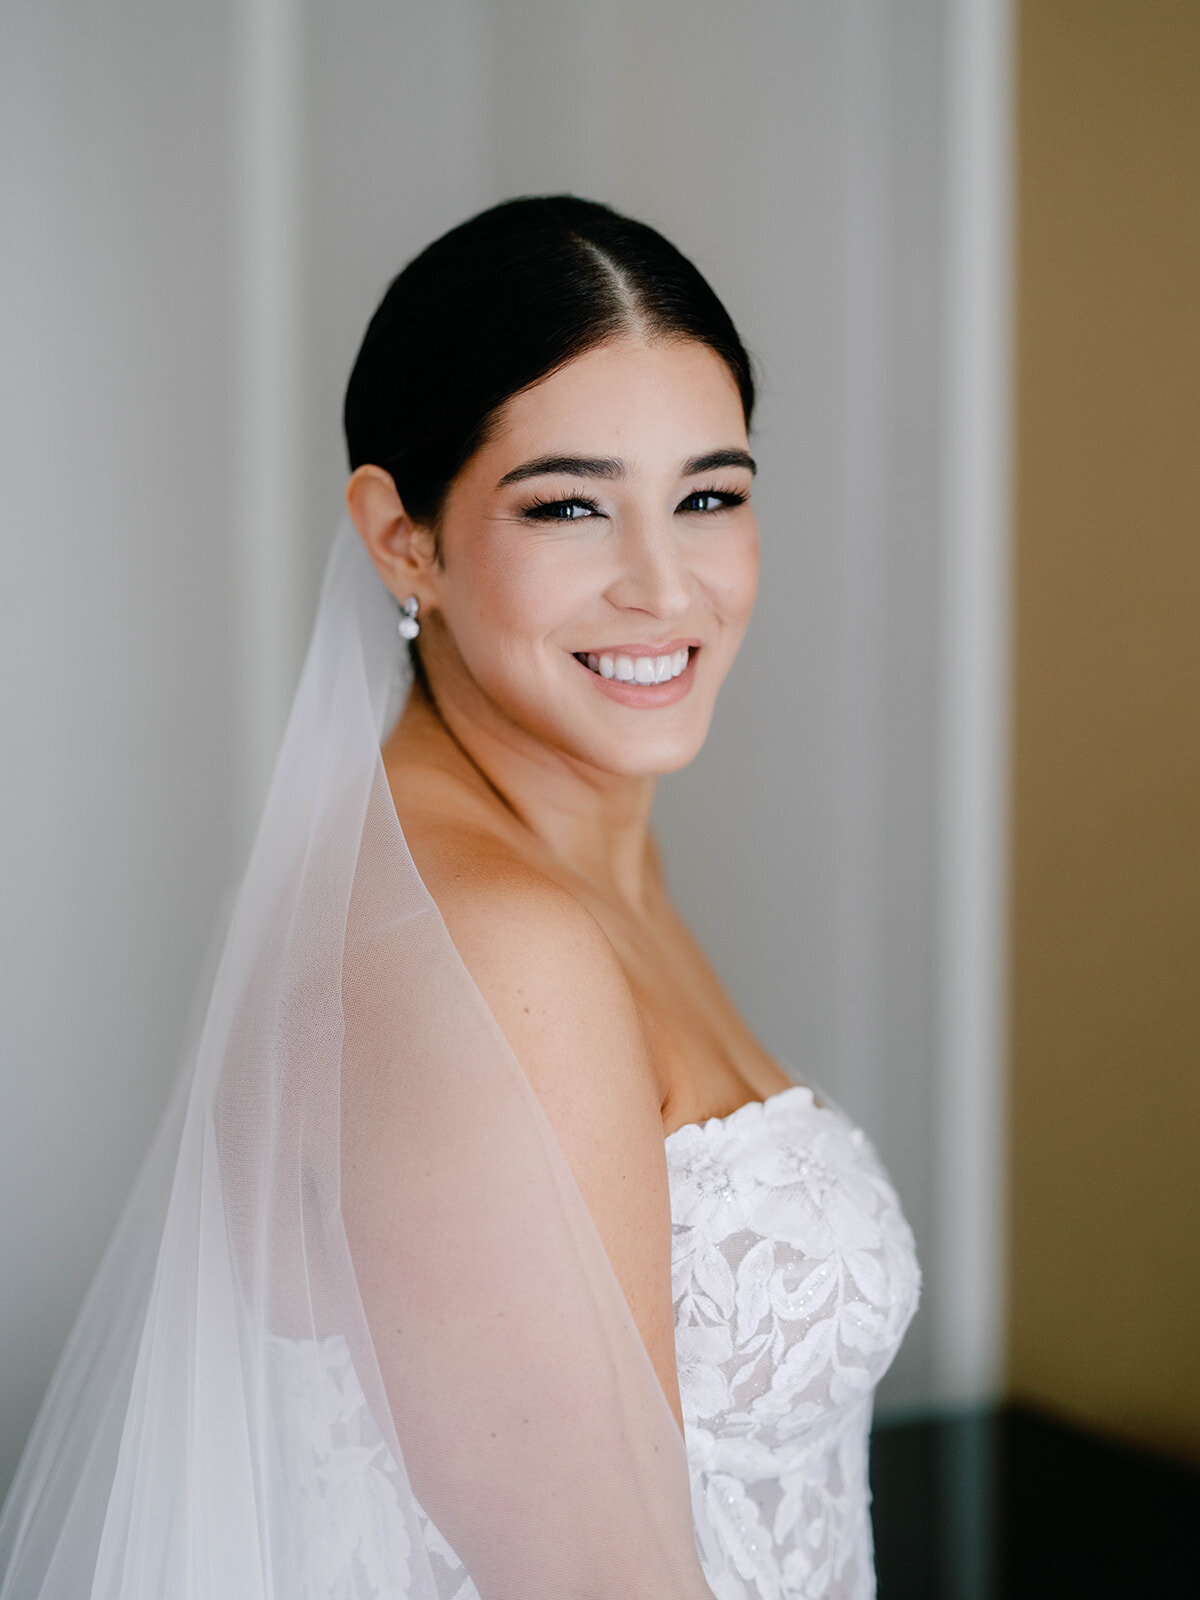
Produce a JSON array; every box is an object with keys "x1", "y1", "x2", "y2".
[
  {"x1": 398, "y1": 804, "x2": 682, "y2": 1421},
  {"x1": 408, "y1": 812, "x2": 660, "y2": 1137}
]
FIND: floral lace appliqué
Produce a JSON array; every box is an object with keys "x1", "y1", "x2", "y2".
[
  {"x1": 668, "y1": 1084, "x2": 921, "y2": 1600},
  {"x1": 269, "y1": 1082, "x2": 919, "y2": 1599}
]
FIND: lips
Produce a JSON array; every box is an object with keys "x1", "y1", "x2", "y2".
[
  {"x1": 570, "y1": 643, "x2": 699, "y2": 707},
  {"x1": 574, "y1": 646, "x2": 693, "y2": 684}
]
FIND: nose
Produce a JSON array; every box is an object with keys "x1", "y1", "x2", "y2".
[{"x1": 604, "y1": 513, "x2": 693, "y2": 620}]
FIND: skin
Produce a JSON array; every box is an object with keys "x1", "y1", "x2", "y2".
[{"x1": 349, "y1": 333, "x2": 793, "y2": 1432}]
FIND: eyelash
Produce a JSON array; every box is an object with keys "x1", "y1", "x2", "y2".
[{"x1": 520, "y1": 486, "x2": 749, "y2": 521}]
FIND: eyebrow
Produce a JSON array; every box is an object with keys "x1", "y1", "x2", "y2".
[{"x1": 495, "y1": 448, "x2": 757, "y2": 488}]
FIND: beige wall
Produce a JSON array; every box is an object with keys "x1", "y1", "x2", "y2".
[{"x1": 1009, "y1": 1, "x2": 1200, "y2": 1459}]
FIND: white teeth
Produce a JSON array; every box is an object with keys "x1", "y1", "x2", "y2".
[{"x1": 579, "y1": 647, "x2": 693, "y2": 684}]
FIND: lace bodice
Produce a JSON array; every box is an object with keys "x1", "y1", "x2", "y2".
[
  {"x1": 268, "y1": 1082, "x2": 920, "y2": 1599},
  {"x1": 666, "y1": 1083, "x2": 921, "y2": 1598}
]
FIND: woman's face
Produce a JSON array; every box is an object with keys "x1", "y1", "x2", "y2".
[{"x1": 420, "y1": 335, "x2": 759, "y2": 778}]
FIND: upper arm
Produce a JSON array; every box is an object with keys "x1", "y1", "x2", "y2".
[{"x1": 426, "y1": 845, "x2": 684, "y2": 1433}]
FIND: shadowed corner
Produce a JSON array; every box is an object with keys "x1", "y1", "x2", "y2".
[{"x1": 871, "y1": 1403, "x2": 1200, "y2": 1600}]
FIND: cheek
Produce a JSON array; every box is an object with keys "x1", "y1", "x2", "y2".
[
  {"x1": 448, "y1": 534, "x2": 596, "y2": 654},
  {"x1": 705, "y1": 523, "x2": 760, "y2": 625}
]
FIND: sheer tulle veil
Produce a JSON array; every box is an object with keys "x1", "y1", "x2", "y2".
[{"x1": 0, "y1": 516, "x2": 714, "y2": 1598}]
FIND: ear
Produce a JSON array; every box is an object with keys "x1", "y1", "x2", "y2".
[{"x1": 346, "y1": 465, "x2": 439, "y2": 610}]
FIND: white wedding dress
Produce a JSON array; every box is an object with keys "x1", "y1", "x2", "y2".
[{"x1": 268, "y1": 1079, "x2": 920, "y2": 1600}]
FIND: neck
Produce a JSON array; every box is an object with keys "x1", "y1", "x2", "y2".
[{"x1": 395, "y1": 669, "x2": 661, "y2": 912}]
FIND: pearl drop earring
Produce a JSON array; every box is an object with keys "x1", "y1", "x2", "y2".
[{"x1": 398, "y1": 596, "x2": 420, "y2": 641}]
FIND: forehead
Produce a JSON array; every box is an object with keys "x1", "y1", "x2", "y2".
[{"x1": 480, "y1": 337, "x2": 747, "y2": 472}]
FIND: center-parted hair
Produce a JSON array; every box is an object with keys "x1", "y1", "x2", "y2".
[{"x1": 343, "y1": 194, "x2": 756, "y2": 529}]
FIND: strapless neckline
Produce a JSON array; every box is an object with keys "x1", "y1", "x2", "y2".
[
  {"x1": 662, "y1": 1070, "x2": 920, "y2": 1598},
  {"x1": 265, "y1": 1073, "x2": 918, "y2": 1600},
  {"x1": 664, "y1": 1079, "x2": 822, "y2": 1146}
]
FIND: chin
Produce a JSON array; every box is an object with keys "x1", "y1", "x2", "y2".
[{"x1": 572, "y1": 722, "x2": 713, "y2": 778}]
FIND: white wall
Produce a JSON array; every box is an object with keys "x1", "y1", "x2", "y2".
[
  {"x1": 291, "y1": 0, "x2": 1011, "y2": 1417},
  {"x1": 0, "y1": 0, "x2": 1010, "y2": 1498},
  {"x1": 0, "y1": 2, "x2": 239, "y2": 1496}
]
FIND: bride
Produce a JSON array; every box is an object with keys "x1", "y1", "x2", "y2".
[{"x1": 0, "y1": 196, "x2": 919, "y2": 1600}]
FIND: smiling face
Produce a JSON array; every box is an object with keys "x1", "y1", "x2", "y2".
[{"x1": 367, "y1": 336, "x2": 759, "y2": 779}]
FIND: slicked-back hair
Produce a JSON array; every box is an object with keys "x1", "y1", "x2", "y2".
[{"x1": 343, "y1": 194, "x2": 756, "y2": 532}]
